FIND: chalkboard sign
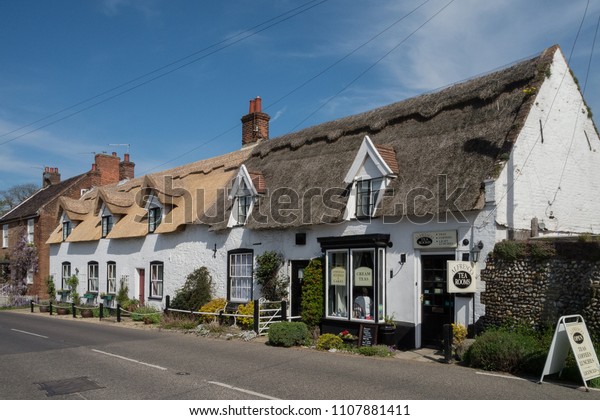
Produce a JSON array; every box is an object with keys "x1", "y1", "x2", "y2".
[{"x1": 358, "y1": 324, "x2": 378, "y2": 347}]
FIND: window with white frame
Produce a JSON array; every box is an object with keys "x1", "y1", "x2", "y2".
[
  {"x1": 148, "y1": 206, "x2": 161, "y2": 233},
  {"x1": 27, "y1": 219, "x2": 34, "y2": 243},
  {"x1": 228, "y1": 165, "x2": 259, "y2": 227},
  {"x1": 2, "y1": 224, "x2": 8, "y2": 248},
  {"x1": 101, "y1": 215, "x2": 113, "y2": 238},
  {"x1": 88, "y1": 261, "x2": 99, "y2": 292},
  {"x1": 228, "y1": 250, "x2": 253, "y2": 302},
  {"x1": 107, "y1": 261, "x2": 117, "y2": 294},
  {"x1": 61, "y1": 262, "x2": 71, "y2": 290},
  {"x1": 26, "y1": 269, "x2": 34, "y2": 285},
  {"x1": 150, "y1": 261, "x2": 163, "y2": 299},
  {"x1": 343, "y1": 136, "x2": 396, "y2": 220}
]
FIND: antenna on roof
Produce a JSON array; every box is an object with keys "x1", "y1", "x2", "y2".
[{"x1": 109, "y1": 143, "x2": 131, "y2": 154}]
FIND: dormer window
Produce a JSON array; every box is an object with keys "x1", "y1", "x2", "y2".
[
  {"x1": 343, "y1": 136, "x2": 398, "y2": 220},
  {"x1": 62, "y1": 221, "x2": 72, "y2": 241},
  {"x1": 101, "y1": 215, "x2": 113, "y2": 238},
  {"x1": 61, "y1": 213, "x2": 74, "y2": 241},
  {"x1": 356, "y1": 178, "x2": 384, "y2": 218},
  {"x1": 148, "y1": 206, "x2": 162, "y2": 233},
  {"x1": 228, "y1": 164, "x2": 262, "y2": 227}
]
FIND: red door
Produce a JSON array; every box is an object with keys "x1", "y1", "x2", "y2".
[{"x1": 138, "y1": 268, "x2": 145, "y2": 305}]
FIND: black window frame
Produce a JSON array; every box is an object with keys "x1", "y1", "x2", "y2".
[
  {"x1": 148, "y1": 207, "x2": 162, "y2": 233},
  {"x1": 101, "y1": 215, "x2": 113, "y2": 238},
  {"x1": 61, "y1": 262, "x2": 71, "y2": 290},
  {"x1": 62, "y1": 221, "x2": 72, "y2": 241},
  {"x1": 149, "y1": 260, "x2": 164, "y2": 299}
]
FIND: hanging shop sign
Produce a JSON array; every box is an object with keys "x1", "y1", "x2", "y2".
[
  {"x1": 331, "y1": 267, "x2": 346, "y2": 286},
  {"x1": 446, "y1": 261, "x2": 477, "y2": 293},
  {"x1": 354, "y1": 266, "x2": 373, "y2": 287},
  {"x1": 413, "y1": 230, "x2": 457, "y2": 249},
  {"x1": 540, "y1": 315, "x2": 600, "y2": 391}
]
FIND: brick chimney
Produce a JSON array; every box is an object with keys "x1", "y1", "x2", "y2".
[
  {"x1": 42, "y1": 167, "x2": 61, "y2": 187},
  {"x1": 241, "y1": 96, "x2": 270, "y2": 147},
  {"x1": 119, "y1": 153, "x2": 135, "y2": 180},
  {"x1": 92, "y1": 153, "x2": 120, "y2": 186}
]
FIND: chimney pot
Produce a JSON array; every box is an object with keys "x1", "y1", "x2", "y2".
[
  {"x1": 249, "y1": 99, "x2": 255, "y2": 114},
  {"x1": 92, "y1": 163, "x2": 97, "y2": 171},
  {"x1": 124, "y1": 153, "x2": 130, "y2": 162},
  {"x1": 255, "y1": 97, "x2": 262, "y2": 113},
  {"x1": 45, "y1": 166, "x2": 49, "y2": 173},
  {"x1": 112, "y1": 152, "x2": 117, "y2": 157}
]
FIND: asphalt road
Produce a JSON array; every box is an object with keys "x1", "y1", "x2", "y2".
[{"x1": 1, "y1": 310, "x2": 598, "y2": 401}]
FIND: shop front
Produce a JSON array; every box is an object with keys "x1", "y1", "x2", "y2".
[{"x1": 318, "y1": 234, "x2": 390, "y2": 341}]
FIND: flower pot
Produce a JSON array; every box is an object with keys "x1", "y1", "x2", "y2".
[
  {"x1": 81, "y1": 308, "x2": 94, "y2": 318},
  {"x1": 379, "y1": 324, "x2": 397, "y2": 346},
  {"x1": 57, "y1": 307, "x2": 69, "y2": 315},
  {"x1": 39, "y1": 305, "x2": 49, "y2": 313}
]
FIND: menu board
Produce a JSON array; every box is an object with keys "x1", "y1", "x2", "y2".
[{"x1": 359, "y1": 324, "x2": 378, "y2": 347}]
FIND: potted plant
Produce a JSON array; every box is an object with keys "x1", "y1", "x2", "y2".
[
  {"x1": 338, "y1": 329, "x2": 358, "y2": 346},
  {"x1": 66, "y1": 274, "x2": 80, "y2": 306},
  {"x1": 100, "y1": 292, "x2": 114, "y2": 301},
  {"x1": 379, "y1": 314, "x2": 397, "y2": 346},
  {"x1": 79, "y1": 304, "x2": 94, "y2": 318}
]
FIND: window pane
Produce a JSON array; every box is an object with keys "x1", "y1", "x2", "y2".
[
  {"x1": 351, "y1": 250, "x2": 375, "y2": 321},
  {"x1": 229, "y1": 252, "x2": 252, "y2": 302},
  {"x1": 327, "y1": 251, "x2": 348, "y2": 318},
  {"x1": 378, "y1": 248, "x2": 385, "y2": 321}
]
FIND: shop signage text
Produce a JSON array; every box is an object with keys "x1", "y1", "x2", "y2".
[
  {"x1": 413, "y1": 230, "x2": 457, "y2": 249},
  {"x1": 447, "y1": 261, "x2": 477, "y2": 293}
]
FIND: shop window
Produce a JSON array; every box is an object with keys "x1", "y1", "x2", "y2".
[
  {"x1": 228, "y1": 250, "x2": 253, "y2": 302},
  {"x1": 320, "y1": 234, "x2": 389, "y2": 323}
]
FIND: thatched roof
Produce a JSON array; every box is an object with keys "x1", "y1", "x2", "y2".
[
  {"x1": 47, "y1": 147, "x2": 252, "y2": 243},
  {"x1": 211, "y1": 45, "x2": 558, "y2": 230}
]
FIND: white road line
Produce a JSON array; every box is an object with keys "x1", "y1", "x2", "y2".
[
  {"x1": 207, "y1": 381, "x2": 279, "y2": 400},
  {"x1": 476, "y1": 371, "x2": 527, "y2": 381},
  {"x1": 92, "y1": 349, "x2": 168, "y2": 371},
  {"x1": 11, "y1": 329, "x2": 48, "y2": 339}
]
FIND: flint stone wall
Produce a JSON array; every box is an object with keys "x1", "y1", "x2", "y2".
[{"x1": 481, "y1": 257, "x2": 600, "y2": 337}]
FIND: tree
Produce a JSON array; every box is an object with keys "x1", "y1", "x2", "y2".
[
  {"x1": 0, "y1": 183, "x2": 38, "y2": 216},
  {"x1": 8, "y1": 226, "x2": 38, "y2": 294}
]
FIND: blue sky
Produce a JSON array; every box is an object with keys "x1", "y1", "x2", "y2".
[{"x1": 1, "y1": 0, "x2": 599, "y2": 190}]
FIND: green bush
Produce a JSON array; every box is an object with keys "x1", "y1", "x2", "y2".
[
  {"x1": 316, "y1": 333, "x2": 343, "y2": 350},
  {"x1": 255, "y1": 251, "x2": 288, "y2": 301},
  {"x1": 170, "y1": 267, "x2": 214, "y2": 311},
  {"x1": 528, "y1": 241, "x2": 556, "y2": 260},
  {"x1": 301, "y1": 259, "x2": 324, "y2": 329},
  {"x1": 464, "y1": 328, "x2": 544, "y2": 373},
  {"x1": 356, "y1": 345, "x2": 394, "y2": 357},
  {"x1": 268, "y1": 322, "x2": 309, "y2": 347},
  {"x1": 131, "y1": 305, "x2": 162, "y2": 324},
  {"x1": 493, "y1": 241, "x2": 526, "y2": 261}
]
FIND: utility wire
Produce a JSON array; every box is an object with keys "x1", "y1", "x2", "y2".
[
  {"x1": 476, "y1": 0, "x2": 593, "y2": 229},
  {"x1": 550, "y1": 10, "x2": 599, "y2": 206},
  {"x1": 291, "y1": 0, "x2": 456, "y2": 131},
  {"x1": 0, "y1": 0, "x2": 328, "y2": 147},
  {"x1": 140, "y1": 0, "x2": 433, "y2": 175}
]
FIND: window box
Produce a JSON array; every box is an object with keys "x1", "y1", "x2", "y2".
[
  {"x1": 83, "y1": 292, "x2": 97, "y2": 299},
  {"x1": 100, "y1": 293, "x2": 114, "y2": 301}
]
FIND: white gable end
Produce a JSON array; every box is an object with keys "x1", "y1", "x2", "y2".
[{"x1": 495, "y1": 48, "x2": 600, "y2": 236}]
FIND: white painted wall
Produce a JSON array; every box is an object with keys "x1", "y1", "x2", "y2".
[
  {"x1": 495, "y1": 49, "x2": 600, "y2": 235},
  {"x1": 50, "y1": 203, "x2": 497, "y2": 347}
]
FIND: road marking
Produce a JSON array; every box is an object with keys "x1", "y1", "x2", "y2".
[
  {"x1": 207, "y1": 381, "x2": 279, "y2": 400},
  {"x1": 476, "y1": 372, "x2": 527, "y2": 381},
  {"x1": 11, "y1": 329, "x2": 48, "y2": 339},
  {"x1": 92, "y1": 349, "x2": 167, "y2": 371}
]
